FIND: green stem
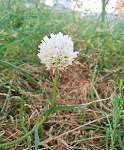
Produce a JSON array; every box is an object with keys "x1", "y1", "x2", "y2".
[
  {"x1": 51, "y1": 70, "x2": 58, "y2": 107},
  {"x1": 0, "y1": 70, "x2": 58, "y2": 148}
]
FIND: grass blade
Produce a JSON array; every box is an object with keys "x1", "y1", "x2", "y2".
[
  {"x1": 52, "y1": 104, "x2": 88, "y2": 111},
  {"x1": 20, "y1": 97, "x2": 31, "y2": 150},
  {"x1": 106, "y1": 129, "x2": 109, "y2": 150},
  {"x1": 118, "y1": 129, "x2": 124, "y2": 150},
  {"x1": 35, "y1": 123, "x2": 39, "y2": 150}
]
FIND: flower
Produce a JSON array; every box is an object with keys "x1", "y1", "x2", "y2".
[{"x1": 37, "y1": 32, "x2": 78, "y2": 72}]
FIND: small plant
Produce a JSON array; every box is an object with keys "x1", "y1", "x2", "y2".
[
  {"x1": 106, "y1": 79, "x2": 124, "y2": 150},
  {"x1": 0, "y1": 32, "x2": 89, "y2": 149},
  {"x1": 0, "y1": 0, "x2": 124, "y2": 149}
]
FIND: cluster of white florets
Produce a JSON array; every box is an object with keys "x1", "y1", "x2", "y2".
[{"x1": 37, "y1": 32, "x2": 78, "y2": 71}]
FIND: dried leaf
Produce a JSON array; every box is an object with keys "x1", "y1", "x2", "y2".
[
  {"x1": 96, "y1": 28, "x2": 104, "y2": 32},
  {"x1": 118, "y1": 0, "x2": 123, "y2": 19}
]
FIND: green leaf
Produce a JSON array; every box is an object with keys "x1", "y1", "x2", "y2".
[
  {"x1": 89, "y1": 87, "x2": 96, "y2": 107},
  {"x1": 38, "y1": 108, "x2": 53, "y2": 123},
  {"x1": 0, "y1": 57, "x2": 52, "y2": 82},
  {"x1": 35, "y1": 123, "x2": 39, "y2": 150},
  {"x1": 99, "y1": 40, "x2": 124, "y2": 73},
  {"x1": 0, "y1": 60, "x2": 36, "y2": 83},
  {"x1": 0, "y1": 60, "x2": 52, "y2": 102},
  {"x1": 8, "y1": 96, "x2": 22, "y2": 100},
  {"x1": 106, "y1": 129, "x2": 109, "y2": 150},
  {"x1": 118, "y1": 129, "x2": 124, "y2": 150},
  {"x1": 108, "y1": 80, "x2": 119, "y2": 86},
  {"x1": 0, "y1": 137, "x2": 2, "y2": 144},
  {"x1": 20, "y1": 97, "x2": 32, "y2": 150},
  {"x1": 52, "y1": 104, "x2": 88, "y2": 111},
  {"x1": 0, "y1": 36, "x2": 40, "y2": 51},
  {"x1": 9, "y1": 115, "x2": 14, "y2": 125}
]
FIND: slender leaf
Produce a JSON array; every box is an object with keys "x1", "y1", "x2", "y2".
[
  {"x1": 0, "y1": 60, "x2": 52, "y2": 102},
  {"x1": 52, "y1": 104, "x2": 88, "y2": 111},
  {"x1": 0, "y1": 36, "x2": 40, "y2": 51},
  {"x1": 8, "y1": 96, "x2": 22, "y2": 100},
  {"x1": 118, "y1": 129, "x2": 124, "y2": 150},
  {"x1": 0, "y1": 60, "x2": 37, "y2": 83},
  {"x1": 35, "y1": 123, "x2": 39, "y2": 150},
  {"x1": 20, "y1": 97, "x2": 31, "y2": 150},
  {"x1": 106, "y1": 129, "x2": 109, "y2": 150},
  {"x1": 0, "y1": 57, "x2": 52, "y2": 82}
]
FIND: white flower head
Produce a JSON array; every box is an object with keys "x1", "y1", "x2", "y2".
[{"x1": 37, "y1": 32, "x2": 78, "y2": 72}]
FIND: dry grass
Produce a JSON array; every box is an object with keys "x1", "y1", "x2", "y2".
[{"x1": 0, "y1": 53, "x2": 123, "y2": 150}]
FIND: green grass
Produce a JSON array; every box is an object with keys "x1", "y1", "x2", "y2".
[{"x1": 0, "y1": 0, "x2": 124, "y2": 149}]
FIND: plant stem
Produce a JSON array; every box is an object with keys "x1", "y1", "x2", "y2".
[
  {"x1": 51, "y1": 70, "x2": 58, "y2": 107},
  {"x1": 0, "y1": 70, "x2": 58, "y2": 148}
]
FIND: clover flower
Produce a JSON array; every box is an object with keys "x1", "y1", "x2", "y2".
[{"x1": 37, "y1": 32, "x2": 78, "y2": 72}]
